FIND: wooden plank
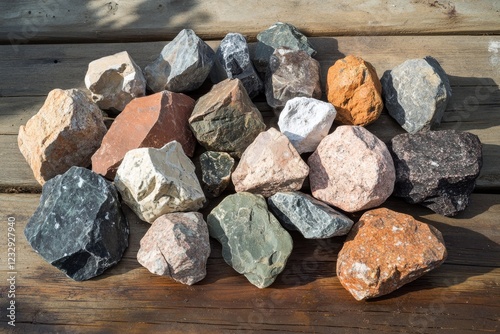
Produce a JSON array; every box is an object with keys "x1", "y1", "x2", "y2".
[
  {"x1": 0, "y1": 193, "x2": 498, "y2": 332},
  {"x1": 1, "y1": 0, "x2": 499, "y2": 44}
]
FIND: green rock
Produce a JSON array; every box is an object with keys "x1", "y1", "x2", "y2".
[{"x1": 200, "y1": 151, "x2": 235, "y2": 198}]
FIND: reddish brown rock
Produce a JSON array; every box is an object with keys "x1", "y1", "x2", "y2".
[
  {"x1": 91, "y1": 91, "x2": 196, "y2": 180},
  {"x1": 337, "y1": 208, "x2": 447, "y2": 301},
  {"x1": 326, "y1": 55, "x2": 383, "y2": 126}
]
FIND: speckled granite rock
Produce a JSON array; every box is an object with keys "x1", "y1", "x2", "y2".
[{"x1": 199, "y1": 151, "x2": 235, "y2": 198}]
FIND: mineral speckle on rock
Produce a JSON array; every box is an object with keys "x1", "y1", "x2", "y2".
[{"x1": 199, "y1": 151, "x2": 235, "y2": 198}]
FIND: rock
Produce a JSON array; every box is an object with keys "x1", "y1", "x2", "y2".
[
  {"x1": 24, "y1": 166, "x2": 129, "y2": 281},
  {"x1": 308, "y1": 126, "x2": 395, "y2": 212},
  {"x1": 267, "y1": 192, "x2": 354, "y2": 239},
  {"x1": 389, "y1": 130, "x2": 482, "y2": 216},
  {"x1": 114, "y1": 141, "x2": 206, "y2": 223},
  {"x1": 265, "y1": 48, "x2": 322, "y2": 112},
  {"x1": 137, "y1": 212, "x2": 210, "y2": 285},
  {"x1": 232, "y1": 128, "x2": 309, "y2": 197},
  {"x1": 253, "y1": 22, "x2": 316, "y2": 74},
  {"x1": 188, "y1": 78, "x2": 266, "y2": 158},
  {"x1": 199, "y1": 151, "x2": 235, "y2": 198},
  {"x1": 381, "y1": 56, "x2": 452, "y2": 133},
  {"x1": 278, "y1": 97, "x2": 337, "y2": 154},
  {"x1": 92, "y1": 90, "x2": 196, "y2": 180},
  {"x1": 337, "y1": 208, "x2": 447, "y2": 301},
  {"x1": 326, "y1": 55, "x2": 383, "y2": 126},
  {"x1": 210, "y1": 33, "x2": 263, "y2": 98},
  {"x1": 207, "y1": 192, "x2": 293, "y2": 288},
  {"x1": 18, "y1": 88, "x2": 107, "y2": 185},
  {"x1": 85, "y1": 51, "x2": 146, "y2": 113},
  {"x1": 144, "y1": 29, "x2": 215, "y2": 93}
]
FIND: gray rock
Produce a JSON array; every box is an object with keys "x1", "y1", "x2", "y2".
[
  {"x1": 389, "y1": 130, "x2": 482, "y2": 216},
  {"x1": 144, "y1": 29, "x2": 215, "y2": 93},
  {"x1": 199, "y1": 151, "x2": 235, "y2": 198},
  {"x1": 24, "y1": 166, "x2": 129, "y2": 281},
  {"x1": 381, "y1": 56, "x2": 452, "y2": 133},
  {"x1": 207, "y1": 192, "x2": 293, "y2": 288},
  {"x1": 268, "y1": 192, "x2": 354, "y2": 239}
]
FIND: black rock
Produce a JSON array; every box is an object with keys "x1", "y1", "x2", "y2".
[
  {"x1": 24, "y1": 166, "x2": 129, "y2": 281},
  {"x1": 199, "y1": 151, "x2": 235, "y2": 198}
]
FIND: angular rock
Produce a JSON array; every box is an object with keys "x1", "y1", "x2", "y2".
[
  {"x1": 189, "y1": 78, "x2": 265, "y2": 158},
  {"x1": 278, "y1": 97, "x2": 337, "y2": 154},
  {"x1": 268, "y1": 192, "x2": 354, "y2": 239},
  {"x1": 18, "y1": 88, "x2": 107, "y2": 185},
  {"x1": 232, "y1": 128, "x2": 309, "y2": 197},
  {"x1": 265, "y1": 48, "x2": 321, "y2": 112},
  {"x1": 207, "y1": 192, "x2": 293, "y2": 288},
  {"x1": 308, "y1": 126, "x2": 395, "y2": 212},
  {"x1": 92, "y1": 91, "x2": 196, "y2": 180},
  {"x1": 85, "y1": 51, "x2": 146, "y2": 113},
  {"x1": 381, "y1": 56, "x2": 452, "y2": 133},
  {"x1": 199, "y1": 151, "x2": 235, "y2": 198},
  {"x1": 253, "y1": 22, "x2": 316, "y2": 74},
  {"x1": 144, "y1": 29, "x2": 215, "y2": 93},
  {"x1": 389, "y1": 130, "x2": 482, "y2": 216},
  {"x1": 210, "y1": 33, "x2": 263, "y2": 98},
  {"x1": 337, "y1": 208, "x2": 447, "y2": 301},
  {"x1": 24, "y1": 166, "x2": 129, "y2": 281},
  {"x1": 114, "y1": 141, "x2": 206, "y2": 223},
  {"x1": 326, "y1": 55, "x2": 383, "y2": 126},
  {"x1": 137, "y1": 212, "x2": 210, "y2": 285}
]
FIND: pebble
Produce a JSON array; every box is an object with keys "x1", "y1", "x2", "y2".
[{"x1": 199, "y1": 151, "x2": 235, "y2": 198}]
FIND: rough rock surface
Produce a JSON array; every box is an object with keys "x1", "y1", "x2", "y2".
[
  {"x1": 210, "y1": 33, "x2": 263, "y2": 98},
  {"x1": 389, "y1": 130, "x2": 482, "y2": 216},
  {"x1": 189, "y1": 78, "x2": 266, "y2": 158},
  {"x1": 92, "y1": 91, "x2": 196, "y2": 180},
  {"x1": 278, "y1": 97, "x2": 337, "y2": 153},
  {"x1": 24, "y1": 167, "x2": 129, "y2": 281},
  {"x1": 199, "y1": 151, "x2": 235, "y2": 198},
  {"x1": 308, "y1": 126, "x2": 395, "y2": 212},
  {"x1": 18, "y1": 88, "x2": 107, "y2": 185},
  {"x1": 253, "y1": 22, "x2": 316, "y2": 73},
  {"x1": 381, "y1": 56, "x2": 452, "y2": 133},
  {"x1": 114, "y1": 141, "x2": 206, "y2": 223},
  {"x1": 265, "y1": 48, "x2": 321, "y2": 111},
  {"x1": 137, "y1": 212, "x2": 210, "y2": 285},
  {"x1": 232, "y1": 128, "x2": 309, "y2": 197},
  {"x1": 268, "y1": 192, "x2": 354, "y2": 239},
  {"x1": 326, "y1": 55, "x2": 383, "y2": 126},
  {"x1": 337, "y1": 208, "x2": 447, "y2": 301},
  {"x1": 207, "y1": 192, "x2": 293, "y2": 288},
  {"x1": 144, "y1": 29, "x2": 215, "y2": 93},
  {"x1": 85, "y1": 51, "x2": 146, "y2": 113}
]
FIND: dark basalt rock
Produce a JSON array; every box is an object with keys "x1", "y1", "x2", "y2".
[{"x1": 199, "y1": 151, "x2": 235, "y2": 198}]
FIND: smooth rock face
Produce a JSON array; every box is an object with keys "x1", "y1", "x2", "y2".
[
  {"x1": 254, "y1": 22, "x2": 316, "y2": 73},
  {"x1": 389, "y1": 130, "x2": 482, "y2": 216},
  {"x1": 18, "y1": 88, "x2": 107, "y2": 185},
  {"x1": 337, "y1": 208, "x2": 447, "y2": 301},
  {"x1": 144, "y1": 29, "x2": 215, "y2": 93},
  {"x1": 210, "y1": 33, "x2": 263, "y2": 98},
  {"x1": 265, "y1": 48, "x2": 321, "y2": 111},
  {"x1": 207, "y1": 192, "x2": 293, "y2": 288},
  {"x1": 92, "y1": 90, "x2": 196, "y2": 180},
  {"x1": 381, "y1": 56, "x2": 452, "y2": 133},
  {"x1": 326, "y1": 55, "x2": 383, "y2": 126},
  {"x1": 199, "y1": 151, "x2": 235, "y2": 198},
  {"x1": 24, "y1": 166, "x2": 129, "y2": 281},
  {"x1": 232, "y1": 128, "x2": 309, "y2": 197},
  {"x1": 308, "y1": 126, "x2": 395, "y2": 212},
  {"x1": 114, "y1": 141, "x2": 206, "y2": 223},
  {"x1": 85, "y1": 51, "x2": 146, "y2": 113},
  {"x1": 278, "y1": 97, "x2": 337, "y2": 154},
  {"x1": 268, "y1": 192, "x2": 354, "y2": 239},
  {"x1": 137, "y1": 212, "x2": 210, "y2": 285},
  {"x1": 189, "y1": 78, "x2": 266, "y2": 158}
]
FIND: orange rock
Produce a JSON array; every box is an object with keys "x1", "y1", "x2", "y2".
[{"x1": 326, "y1": 55, "x2": 383, "y2": 126}]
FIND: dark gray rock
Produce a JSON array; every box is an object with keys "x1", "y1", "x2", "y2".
[
  {"x1": 199, "y1": 151, "x2": 235, "y2": 198},
  {"x1": 389, "y1": 130, "x2": 482, "y2": 216},
  {"x1": 24, "y1": 166, "x2": 129, "y2": 281},
  {"x1": 268, "y1": 192, "x2": 354, "y2": 239},
  {"x1": 381, "y1": 56, "x2": 452, "y2": 134}
]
